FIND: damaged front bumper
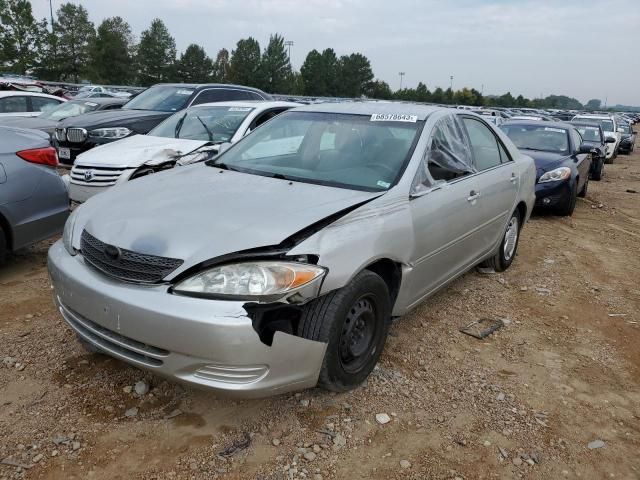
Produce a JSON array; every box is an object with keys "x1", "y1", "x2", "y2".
[{"x1": 47, "y1": 241, "x2": 326, "y2": 398}]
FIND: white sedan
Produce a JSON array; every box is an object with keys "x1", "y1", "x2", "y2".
[
  {"x1": 0, "y1": 91, "x2": 66, "y2": 117},
  {"x1": 67, "y1": 101, "x2": 300, "y2": 203}
]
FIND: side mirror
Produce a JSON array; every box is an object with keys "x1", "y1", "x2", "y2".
[
  {"x1": 578, "y1": 144, "x2": 594, "y2": 154},
  {"x1": 605, "y1": 136, "x2": 616, "y2": 143},
  {"x1": 217, "y1": 142, "x2": 233, "y2": 155}
]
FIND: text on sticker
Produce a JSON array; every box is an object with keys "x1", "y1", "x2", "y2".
[
  {"x1": 371, "y1": 113, "x2": 418, "y2": 123},
  {"x1": 228, "y1": 107, "x2": 253, "y2": 112}
]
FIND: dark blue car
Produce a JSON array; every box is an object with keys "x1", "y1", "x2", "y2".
[{"x1": 501, "y1": 121, "x2": 592, "y2": 216}]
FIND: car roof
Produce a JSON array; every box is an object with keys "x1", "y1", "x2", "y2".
[
  {"x1": 151, "y1": 83, "x2": 268, "y2": 93},
  {"x1": 0, "y1": 91, "x2": 64, "y2": 100},
  {"x1": 502, "y1": 120, "x2": 575, "y2": 130},
  {"x1": 190, "y1": 100, "x2": 301, "y2": 109},
  {"x1": 291, "y1": 101, "x2": 448, "y2": 120},
  {"x1": 68, "y1": 97, "x2": 126, "y2": 106},
  {"x1": 573, "y1": 114, "x2": 613, "y2": 120}
]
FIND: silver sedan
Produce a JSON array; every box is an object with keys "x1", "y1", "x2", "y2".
[{"x1": 48, "y1": 103, "x2": 535, "y2": 397}]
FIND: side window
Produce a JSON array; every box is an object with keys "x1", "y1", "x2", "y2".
[
  {"x1": 247, "y1": 92, "x2": 265, "y2": 100},
  {"x1": 498, "y1": 141, "x2": 512, "y2": 164},
  {"x1": 462, "y1": 117, "x2": 502, "y2": 171},
  {"x1": 191, "y1": 89, "x2": 231, "y2": 105},
  {"x1": 411, "y1": 115, "x2": 475, "y2": 193},
  {"x1": 0, "y1": 96, "x2": 28, "y2": 113},
  {"x1": 570, "y1": 129, "x2": 583, "y2": 151},
  {"x1": 31, "y1": 96, "x2": 61, "y2": 112}
]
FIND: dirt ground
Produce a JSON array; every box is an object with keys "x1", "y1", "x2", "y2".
[{"x1": 1, "y1": 146, "x2": 639, "y2": 480}]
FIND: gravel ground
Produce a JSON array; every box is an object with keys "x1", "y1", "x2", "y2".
[{"x1": 1, "y1": 147, "x2": 639, "y2": 480}]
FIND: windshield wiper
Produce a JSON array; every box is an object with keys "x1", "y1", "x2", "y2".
[
  {"x1": 174, "y1": 112, "x2": 188, "y2": 138},
  {"x1": 196, "y1": 115, "x2": 214, "y2": 141}
]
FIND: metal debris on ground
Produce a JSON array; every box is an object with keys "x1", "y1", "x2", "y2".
[
  {"x1": 460, "y1": 318, "x2": 505, "y2": 339},
  {"x1": 217, "y1": 433, "x2": 251, "y2": 458}
]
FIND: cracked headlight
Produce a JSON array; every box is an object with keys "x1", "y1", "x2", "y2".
[
  {"x1": 62, "y1": 209, "x2": 78, "y2": 255},
  {"x1": 173, "y1": 261, "x2": 326, "y2": 302},
  {"x1": 88, "y1": 127, "x2": 132, "y2": 139},
  {"x1": 538, "y1": 167, "x2": 571, "y2": 183}
]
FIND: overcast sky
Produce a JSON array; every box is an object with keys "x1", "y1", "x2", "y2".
[{"x1": 33, "y1": 0, "x2": 639, "y2": 105}]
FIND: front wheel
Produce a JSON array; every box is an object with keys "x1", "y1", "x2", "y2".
[
  {"x1": 556, "y1": 181, "x2": 577, "y2": 216},
  {"x1": 299, "y1": 270, "x2": 391, "y2": 392},
  {"x1": 480, "y1": 209, "x2": 521, "y2": 272},
  {"x1": 591, "y1": 159, "x2": 603, "y2": 181}
]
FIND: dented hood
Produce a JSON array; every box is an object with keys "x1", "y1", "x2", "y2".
[
  {"x1": 75, "y1": 164, "x2": 380, "y2": 274},
  {"x1": 75, "y1": 134, "x2": 210, "y2": 168}
]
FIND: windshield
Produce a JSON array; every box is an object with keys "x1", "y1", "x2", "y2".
[
  {"x1": 575, "y1": 117, "x2": 614, "y2": 132},
  {"x1": 208, "y1": 111, "x2": 422, "y2": 192},
  {"x1": 40, "y1": 100, "x2": 100, "y2": 121},
  {"x1": 501, "y1": 124, "x2": 569, "y2": 153},
  {"x1": 574, "y1": 125, "x2": 601, "y2": 142},
  {"x1": 149, "y1": 106, "x2": 253, "y2": 141},
  {"x1": 123, "y1": 86, "x2": 194, "y2": 112}
]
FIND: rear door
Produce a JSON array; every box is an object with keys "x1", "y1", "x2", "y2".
[
  {"x1": 460, "y1": 115, "x2": 518, "y2": 253},
  {"x1": 0, "y1": 95, "x2": 30, "y2": 117}
]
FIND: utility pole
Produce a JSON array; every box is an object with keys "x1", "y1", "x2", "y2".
[
  {"x1": 450, "y1": 75, "x2": 453, "y2": 91},
  {"x1": 284, "y1": 40, "x2": 294, "y2": 66},
  {"x1": 49, "y1": 0, "x2": 55, "y2": 31},
  {"x1": 481, "y1": 84, "x2": 484, "y2": 95},
  {"x1": 399, "y1": 72, "x2": 405, "y2": 90}
]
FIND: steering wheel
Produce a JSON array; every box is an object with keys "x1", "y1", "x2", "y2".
[{"x1": 368, "y1": 162, "x2": 396, "y2": 179}]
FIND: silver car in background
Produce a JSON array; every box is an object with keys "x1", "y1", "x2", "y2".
[
  {"x1": 0, "y1": 127, "x2": 69, "y2": 263},
  {"x1": 48, "y1": 103, "x2": 535, "y2": 397}
]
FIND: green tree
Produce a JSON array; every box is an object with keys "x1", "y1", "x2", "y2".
[
  {"x1": 175, "y1": 44, "x2": 212, "y2": 83},
  {"x1": 415, "y1": 82, "x2": 431, "y2": 102},
  {"x1": 136, "y1": 18, "x2": 176, "y2": 86},
  {"x1": 431, "y1": 87, "x2": 445, "y2": 103},
  {"x1": 212, "y1": 48, "x2": 230, "y2": 83},
  {"x1": 56, "y1": 3, "x2": 95, "y2": 82},
  {"x1": 300, "y1": 48, "x2": 340, "y2": 96},
  {"x1": 229, "y1": 37, "x2": 261, "y2": 87},
  {"x1": 365, "y1": 79, "x2": 393, "y2": 99},
  {"x1": 89, "y1": 16, "x2": 134, "y2": 84},
  {"x1": 259, "y1": 33, "x2": 292, "y2": 93},
  {"x1": 337, "y1": 53, "x2": 373, "y2": 97},
  {"x1": 0, "y1": 0, "x2": 47, "y2": 74},
  {"x1": 585, "y1": 99, "x2": 602, "y2": 111}
]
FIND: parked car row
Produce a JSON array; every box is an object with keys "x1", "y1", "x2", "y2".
[{"x1": 0, "y1": 81, "x2": 636, "y2": 399}]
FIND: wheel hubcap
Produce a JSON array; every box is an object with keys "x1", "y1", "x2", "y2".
[
  {"x1": 339, "y1": 296, "x2": 377, "y2": 373},
  {"x1": 503, "y1": 216, "x2": 519, "y2": 261}
]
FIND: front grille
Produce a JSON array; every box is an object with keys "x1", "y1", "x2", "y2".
[
  {"x1": 59, "y1": 301, "x2": 169, "y2": 367},
  {"x1": 70, "y1": 165, "x2": 128, "y2": 186},
  {"x1": 55, "y1": 128, "x2": 66, "y2": 141},
  {"x1": 81, "y1": 230, "x2": 183, "y2": 284},
  {"x1": 66, "y1": 127, "x2": 88, "y2": 143}
]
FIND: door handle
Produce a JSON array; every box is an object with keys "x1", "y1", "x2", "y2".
[
  {"x1": 510, "y1": 173, "x2": 518, "y2": 183},
  {"x1": 467, "y1": 190, "x2": 481, "y2": 202}
]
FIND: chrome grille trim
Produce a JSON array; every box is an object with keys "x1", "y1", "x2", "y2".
[
  {"x1": 70, "y1": 165, "x2": 128, "y2": 186},
  {"x1": 66, "y1": 127, "x2": 88, "y2": 143},
  {"x1": 58, "y1": 301, "x2": 168, "y2": 367},
  {"x1": 80, "y1": 230, "x2": 183, "y2": 284},
  {"x1": 55, "y1": 128, "x2": 66, "y2": 141}
]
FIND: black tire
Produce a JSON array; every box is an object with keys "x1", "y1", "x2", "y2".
[
  {"x1": 0, "y1": 226, "x2": 7, "y2": 266},
  {"x1": 480, "y1": 209, "x2": 521, "y2": 272},
  {"x1": 578, "y1": 176, "x2": 588, "y2": 198},
  {"x1": 556, "y1": 181, "x2": 577, "y2": 216},
  {"x1": 591, "y1": 159, "x2": 603, "y2": 181},
  {"x1": 299, "y1": 270, "x2": 391, "y2": 392}
]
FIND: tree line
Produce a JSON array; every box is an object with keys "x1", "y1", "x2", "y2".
[{"x1": 0, "y1": 0, "x2": 589, "y2": 109}]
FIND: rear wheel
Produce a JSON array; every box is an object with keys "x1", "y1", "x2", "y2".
[
  {"x1": 299, "y1": 270, "x2": 391, "y2": 392},
  {"x1": 480, "y1": 209, "x2": 521, "y2": 272},
  {"x1": 556, "y1": 181, "x2": 577, "y2": 216}
]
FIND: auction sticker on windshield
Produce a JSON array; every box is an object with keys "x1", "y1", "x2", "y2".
[
  {"x1": 228, "y1": 107, "x2": 253, "y2": 112},
  {"x1": 176, "y1": 89, "x2": 194, "y2": 95},
  {"x1": 544, "y1": 127, "x2": 565, "y2": 133},
  {"x1": 371, "y1": 113, "x2": 418, "y2": 123}
]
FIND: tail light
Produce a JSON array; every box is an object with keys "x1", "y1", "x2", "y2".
[{"x1": 16, "y1": 147, "x2": 58, "y2": 167}]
